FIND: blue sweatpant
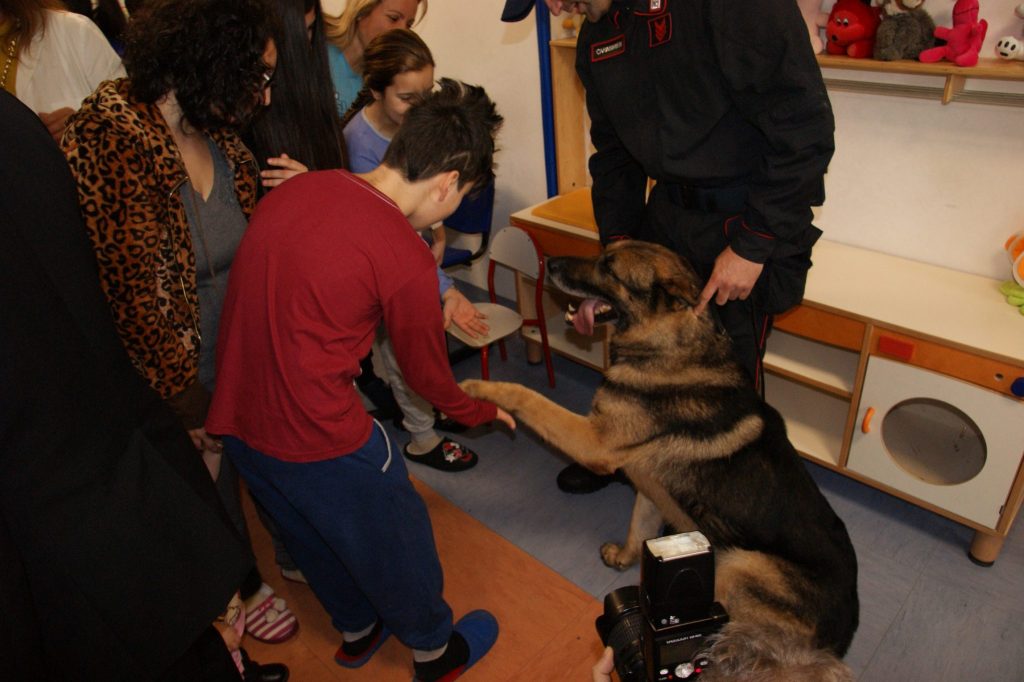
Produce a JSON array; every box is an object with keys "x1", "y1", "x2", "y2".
[{"x1": 223, "y1": 425, "x2": 453, "y2": 650}]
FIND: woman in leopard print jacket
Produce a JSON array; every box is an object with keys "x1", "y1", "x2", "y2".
[{"x1": 61, "y1": 0, "x2": 269, "y2": 436}]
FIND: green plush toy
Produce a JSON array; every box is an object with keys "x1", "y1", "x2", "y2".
[{"x1": 1000, "y1": 280, "x2": 1024, "y2": 315}]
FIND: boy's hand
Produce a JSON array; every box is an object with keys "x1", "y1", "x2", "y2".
[
  {"x1": 260, "y1": 153, "x2": 308, "y2": 189},
  {"x1": 443, "y1": 288, "x2": 489, "y2": 337},
  {"x1": 495, "y1": 407, "x2": 517, "y2": 430}
]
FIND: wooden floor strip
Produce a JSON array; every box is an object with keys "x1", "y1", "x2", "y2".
[{"x1": 242, "y1": 477, "x2": 605, "y2": 680}]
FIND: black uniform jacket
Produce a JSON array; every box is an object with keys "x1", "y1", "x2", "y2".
[
  {"x1": 0, "y1": 91, "x2": 252, "y2": 681},
  {"x1": 576, "y1": 0, "x2": 835, "y2": 265}
]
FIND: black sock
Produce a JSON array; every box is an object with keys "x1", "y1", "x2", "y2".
[
  {"x1": 341, "y1": 619, "x2": 383, "y2": 658},
  {"x1": 413, "y1": 631, "x2": 470, "y2": 682}
]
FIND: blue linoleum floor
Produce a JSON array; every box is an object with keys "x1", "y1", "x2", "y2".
[{"x1": 385, "y1": 328, "x2": 1024, "y2": 682}]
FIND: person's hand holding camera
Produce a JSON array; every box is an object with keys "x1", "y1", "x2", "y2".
[{"x1": 592, "y1": 646, "x2": 614, "y2": 682}]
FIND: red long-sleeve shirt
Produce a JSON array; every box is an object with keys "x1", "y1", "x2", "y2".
[{"x1": 206, "y1": 170, "x2": 496, "y2": 461}]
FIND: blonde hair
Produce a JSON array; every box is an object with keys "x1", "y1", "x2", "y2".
[{"x1": 324, "y1": 0, "x2": 427, "y2": 52}]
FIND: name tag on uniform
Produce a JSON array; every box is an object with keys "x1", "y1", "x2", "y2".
[{"x1": 591, "y1": 35, "x2": 626, "y2": 62}]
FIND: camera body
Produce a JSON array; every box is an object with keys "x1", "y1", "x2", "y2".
[{"x1": 596, "y1": 532, "x2": 728, "y2": 681}]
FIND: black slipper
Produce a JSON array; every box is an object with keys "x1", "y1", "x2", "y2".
[{"x1": 403, "y1": 438, "x2": 478, "y2": 472}]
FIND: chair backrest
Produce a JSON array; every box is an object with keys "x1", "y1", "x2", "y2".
[
  {"x1": 487, "y1": 225, "x2": 543, "y2": 280},
  {"x1": 446, "y1": 180, "x2": 495, "y2": 236}
]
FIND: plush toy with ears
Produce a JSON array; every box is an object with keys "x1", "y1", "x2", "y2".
[
  {"x1": 797, "y1": 0, "x2": 830, "y2": 53},
  {"x1": 826, "y1": 0, "x2": 884, "y2": 58},
  {"x1": 918, "y1": 0, "x2": 989, "y2": 66},
  {"x1": 994, "y1": 3, "x2": 1024, "y2": 61},
  {"x1": 873, "y1": 0, "x2": 937, "y2": 60}
]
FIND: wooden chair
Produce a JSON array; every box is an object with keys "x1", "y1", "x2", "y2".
[{"x1": 446, "y1": 225, "x2": 556, "y2": 387}]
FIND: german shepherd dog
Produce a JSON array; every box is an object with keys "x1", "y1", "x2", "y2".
[{"x1": 461, "y1": 240, "x2": 859, "y2": 681}]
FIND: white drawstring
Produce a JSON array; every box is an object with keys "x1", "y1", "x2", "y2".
[{"x1": 372, "y1": 418, "x2": 392, "y2": 473}]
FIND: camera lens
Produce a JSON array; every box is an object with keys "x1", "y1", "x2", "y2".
[{"x1": 595, "y1": 586, "x2": 646, "y2": 682}]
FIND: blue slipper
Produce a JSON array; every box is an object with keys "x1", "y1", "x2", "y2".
[
  {"x1": 334, "y1": 620, "x2": 390, "y2": 668},
  {"x1": 412, "y1": 609, "x2": 499, "y2": 681}
]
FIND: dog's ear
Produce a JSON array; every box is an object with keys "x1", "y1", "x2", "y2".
[{"x1": 654, "y1": 277, "x2": 697, "y2": 311}]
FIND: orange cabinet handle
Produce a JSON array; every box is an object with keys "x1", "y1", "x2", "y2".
[{"x1": 861, "y1": 407, "x2": 876, "y2": 434}]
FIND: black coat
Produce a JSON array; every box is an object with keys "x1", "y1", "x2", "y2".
[{"x1": 0, "y1": 91, "x2": 252, "y2": 681}]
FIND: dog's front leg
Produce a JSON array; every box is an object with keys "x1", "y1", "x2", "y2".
[
  {"x1": 461, "y1": 379, "x2": 617, "y2": 474},
  {"x1": 601, "y1": 493, "x2": 662, "y2": 569}
]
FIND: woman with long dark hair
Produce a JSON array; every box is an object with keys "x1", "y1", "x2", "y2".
[{"x1": 245, "y1": 0, "x2": 346, "y2": 189}]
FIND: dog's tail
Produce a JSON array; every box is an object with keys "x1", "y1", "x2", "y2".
[{"x1": 700, "y1": 621, "x2": 854, "y2": 682}]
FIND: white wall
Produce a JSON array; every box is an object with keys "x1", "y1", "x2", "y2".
[{"x1": 326, "y1": 0, "x2": 1024, "y2": 284}]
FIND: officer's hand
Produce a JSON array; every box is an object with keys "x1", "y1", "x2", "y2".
[{"x1": 694, "y1": 246, "x2": 764, "y2": 316}]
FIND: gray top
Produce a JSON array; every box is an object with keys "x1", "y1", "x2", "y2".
[{"x1": 183, "y1": 137, "x2": 247, "y2": 392}]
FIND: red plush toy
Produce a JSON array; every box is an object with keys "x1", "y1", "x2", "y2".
[
  {"x1": 919, "y1": 0, "x2": 989, "y2": 66},
  {"x1": 826, "y1": 0, "x2": 884, "y2": 57}
]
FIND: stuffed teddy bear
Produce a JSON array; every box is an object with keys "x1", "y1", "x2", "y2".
[
  {"x1": 873, "y1": 0, "x2": 937, "y2": 60},
  {"x1": 826, "y1": 0, "x2": 884, "y2": 58},
  {"x1": 994, "y1": 3, "x2": 1024, "y2": 61},
  {"x1": 798, "y1": 0, "x2": 830, "y2": 53},
  {"x1": 918, "y1": 0, "x2": 989, "y2": 66}
]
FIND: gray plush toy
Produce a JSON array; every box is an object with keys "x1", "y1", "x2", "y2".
[{"x1": 872, "y1": 0, "x2": 937, "y2": 60}]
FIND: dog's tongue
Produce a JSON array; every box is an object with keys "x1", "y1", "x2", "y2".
[{"x1": 573, "y1": 298, "x2": 603, "y2": 336}]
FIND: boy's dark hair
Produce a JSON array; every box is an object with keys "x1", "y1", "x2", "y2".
[
  {"x1": 246, "y1": 0, "x2": 347, "y2": 176},
  {"x1": 123, "y1": 0, "x2": 278, "y2": 131},
  {"x1": 383, "y1": 78, "x2": 503, "y2": 192}
]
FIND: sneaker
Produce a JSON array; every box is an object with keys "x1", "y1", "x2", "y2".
[
  {"x1": 244, "y1": 583, "x2": 299, "y2": 644},
  {"x1": 334, "y1": 620, "x2": 390, "y2": 668},
  {"x1": 412, "y1": 610, "x2": 499, "y2": 682},
  {"x1": 403, "y1": 438, "x2": 478, "y2": 472}
]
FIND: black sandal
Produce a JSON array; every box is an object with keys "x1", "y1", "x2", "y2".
[{"x1": 403, "y1": 437, "x2": 478, "y2": 472}]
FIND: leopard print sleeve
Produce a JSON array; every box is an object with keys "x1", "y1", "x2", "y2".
[{"x1": 62, "y1": 104, "x2": 200, "y2": 404}]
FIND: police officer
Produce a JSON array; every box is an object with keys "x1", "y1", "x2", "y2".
[{"x1": 503, "y1": 0, "x2": 835, "y2": 493}]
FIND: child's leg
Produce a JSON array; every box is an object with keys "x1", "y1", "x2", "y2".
[
  {"x1": 224, "y1": 428, "x2": 454, "y2": 651},
  {"x1": 377, "y1": 334, "x2": 440, "y2": 448},
  {"x1": 225, "y1": 437, "x2": 378, "y2": 634}
]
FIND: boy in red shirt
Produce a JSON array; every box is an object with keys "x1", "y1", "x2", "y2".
[{"x1": 207, "y1": 79, "x2": 514, "y2": 681}]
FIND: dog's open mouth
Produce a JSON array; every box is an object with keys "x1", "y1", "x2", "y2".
[{"x1": 565, "y1": 298, "x2": 616, "y2": 335}]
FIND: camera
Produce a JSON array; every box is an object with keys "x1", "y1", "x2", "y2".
[{"x1": 596, "y1": 532, "x2": 728, "y2": 681}]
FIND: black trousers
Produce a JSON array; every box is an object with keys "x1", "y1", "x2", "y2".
[{"x1": 161, "y1": 626, "x2": 241, "y2": 682}]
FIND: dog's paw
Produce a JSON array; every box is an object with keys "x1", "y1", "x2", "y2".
[{"x1": 600, "y1": 542, "x2": 637, "y2": 570}]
